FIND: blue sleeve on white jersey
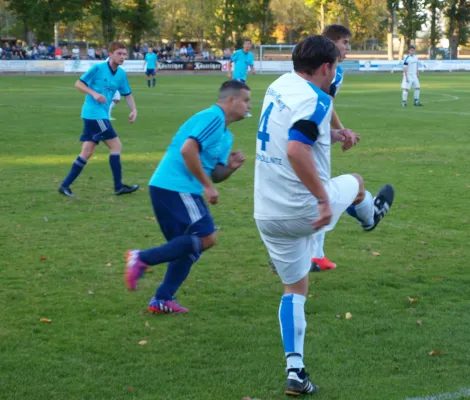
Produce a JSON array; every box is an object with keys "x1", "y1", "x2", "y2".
[
  {"x1": 189, "y1": 114, "x2": 224, "y2": 151},
  {"x1": 80, "y1": 64, "x2": 100, "y2": 86},
  {"x1": 288, "y1": 129, "x2": 314, "y2": 146},
  {"x1": 118, "y1": 71, "x2": 132, "y2": 96},
  {"x1": 403, "y1": 55, "x2": 409, "y2": 65},
  {"x1": 309, "y1": 93, "x2": 331, "y2": 126}
]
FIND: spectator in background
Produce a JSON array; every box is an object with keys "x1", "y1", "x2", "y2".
[
  {"x1": 62, "y1": 45, "x2": 70, "y2": 60},
  {"x1": 72, "y1": 45, "x2": 80, "y2": 60},
  {"x1": 133, "y1": 43, "x2": 141, "y2": 59},
  {"x1": 101, "y1": 45, "x2": 108, "y2": 60},
  {"x1": 141, "y1": 42, "x2": 148, "y2": 58},
  {"x1": 87, "y1": 46, "x2": 96, "y2": 60},
  {"x1": 38, "y1": 42, "x2": 46, "y2": 58},
  {"x1": 0, "y1": 46, "x2": 4, "y2": 59},
  {"x1": 32, "y1": 45, "x2": 39, "y2": 60},
  {"x1": 223, "y1": 48, "x2": 232, "y2": 60},
  {"x1": 55, "y1": 46, "x2": 62, "y2": 59},
  {"x1": 187, "y1": 43, "x2": 194, "y2": 60},
  {"x1": 180, "y1": 45, "x2": 187, "y2": 60},
  {"x1": 48, "y1": 43, "x2": 56, "y2": 59}
]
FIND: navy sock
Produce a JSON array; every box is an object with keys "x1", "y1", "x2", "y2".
[
  {"x1": 109, "y1": 153, "x2": 122, "y2": 191},
  {"x1": 139, "y1": 235, "x2": 202, "y2": 266},
  {"x1": 62, "y1": 156, "x2": 87, "y2": 187},
  {"x1": 152, "y1": 78, "x2": 156, "y2": 87},
  {"x1": 147, "y1": 80, "x2": 150, "y2": 88},
  {"x1": 155, "y1": 253, "x2": 200, "y2": 300}
]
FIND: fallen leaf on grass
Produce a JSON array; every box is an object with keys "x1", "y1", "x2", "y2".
[
  {"x1": 335, "y1": 314, "x2": 343, "y2": 319},
  {"x1": 127, "y1": 387, "x2": 134, "y2": 391},
  {"x1": 88, "y1": 290, "x2": 94, "y2": 295},
  {"x1": 421, "y1": 241, "x2": 429, "y2": 246},
  {"x1": 145, "y1": 268, "x2": 153, "y2": 273},
  {"x1": 372, "y1": 252, "x2": 381, "y2": 257},
  {"x1": 433, "y1": 277, "x2": 445, "y2": 281},
  {"x1": 417, "y1": 320, "x2": 423, "y2": 326},
  {"x1": 40, "y1": 256, "x2": 47, "y2": 261},
  {"x1": 43, "y1": 217, "x2": 48, "y2": 222},
  {"x1": 345, "y1": 312, "x2": 352, "y2": 320},
  {"x1": 138, "y1": 340, "x2": 147, "y2": 345},
  {"x1": 145, "y1": 322, "x2": 150, "y2": 327},
  {"x1": 40, "y1": 318, "x2": 52, "y2": 323},
  {"x1": 408, "y1": 296, "x2": 419, "y2": 304},
  {"x1": 105, "y1": 263, "x2": 112, "y2": 267},
  {"x1": 145, "y1": 216, "x2": 156, "y2": 221},
  {"x1": 456, "y1": 173, "x2": 460, "y2": 176},
  {"x1": 428, "y1": 350, "x2": 440, "y2": 356}
]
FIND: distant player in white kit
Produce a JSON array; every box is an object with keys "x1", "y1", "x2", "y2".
[
  {"x1": 254, "y1": 35, "x2": 395, "y2": 396},
  {"x1": 402, "y1": 45, "x2": 423, "y2": 107}
]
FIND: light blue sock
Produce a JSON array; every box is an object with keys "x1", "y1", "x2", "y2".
[
  {"x1": 279, "y1": 293, "x2": 306, "y2": 370},
  {"x1": 346, "y1": 190, "x2": 374, "y2": 226}
]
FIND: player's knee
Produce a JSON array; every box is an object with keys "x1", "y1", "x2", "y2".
[
  {"x1": 351, "y1": 173, "x2": 365, "y2": 203},
  {"x1": 80, "y1": 148, "x2": 94, "y2": 160},
  {"x1": 201, "y1": 232, "x2": 217, "y2": 250}
]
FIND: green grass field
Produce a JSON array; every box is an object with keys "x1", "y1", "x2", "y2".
[{"x1": 0, "y1": 73, "x2": 469, "y2": 400}]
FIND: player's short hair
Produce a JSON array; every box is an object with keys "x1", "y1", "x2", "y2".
[
  {"x1": 218, "y1": 80, "x2": 250, "y2": 101},
  {"x1": 293, "y1": 35, "x2": 340, "y2": 75},
  {"x1": 109, "y1": 42, "x2": 127, "y2": 53},
  {"x1": 322, "y1": 24, "x2": 352, "y2": 41},
  {"x1": 243, "y1": 38, "x2": 252, "y2": 44}
]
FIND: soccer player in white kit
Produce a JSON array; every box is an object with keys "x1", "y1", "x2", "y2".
[
  {"x1": 401, "y1": 45, "x2": 423, "y2": 107},
  {"x1": 254, "y1": 35, "x2": 395, "y2": 396}
]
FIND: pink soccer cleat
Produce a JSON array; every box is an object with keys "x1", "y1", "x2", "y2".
[
  {"x1": 125, "y1": 249, "x2": 148, "y2": 291},
  {"x1": 148, "y1": 296, "x2": 189, "y2": 314}
]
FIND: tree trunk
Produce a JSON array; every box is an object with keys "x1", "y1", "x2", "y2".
[
  {"x1": 320, "y1": 2, "x2": 325, "y2": 32},
  {"x1": 261, "y1": 0, "x2": 270, "y2": 44},
  {"x1": 101, "y1": 0, "x2": 115, "y2": 46},
  {"x1": 387, "y1": 6, "x2": 394, "y2": 60},
  {"x1": 398, "y1": 35, "x2": 405, "y2": 60}
]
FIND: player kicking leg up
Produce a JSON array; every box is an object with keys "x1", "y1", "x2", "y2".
[
  {"x1": 125, "y1": 80, "x2": 251, "y2": 314},
  {"x1": 254, "y1": 36, "x2": 395, "y2": 395},
  {"x1": 59, "y1": 42, "x2": 139, "y2": 197}
]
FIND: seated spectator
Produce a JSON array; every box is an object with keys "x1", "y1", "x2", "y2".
[
  {"x1": 55, "y1": 46, "x2": 62, "y2": 59},
  {"x1": 223, "y1": 48, "x2": 232, "y2": 60},
  {"x1": 87, "y1": 45, "x2": 96, "y2": 60},
  {"x1": 174, "y1": 46, "x2": 180, "y2": 60},
  {"x1": 13, "y1": 42, "x2": 24, "y2": 59},
  {"x1": 62, "y1": 45, "x2": 70, "y2": 59},
  {"x1": 101, "y1": 45, "x2": 108, "y2": 59},
  {"x1": 72, "y1": 45, "x2": 80, "y2": 60},
  {"x1": 48, "y1": 43, "x2": 56, "y2": 59},
  {"x1": 32, "y1": 45, "x2": 39, "y2": 60},
  {"x1": 38, "y1": 42, "x2": 47, "y2": 59},
  {"x1": 133, "y1": 43, "x2": 141, "y2": 59},
  {"x1": 180, "y1": 45, "x2": 187, "y2": 59}
]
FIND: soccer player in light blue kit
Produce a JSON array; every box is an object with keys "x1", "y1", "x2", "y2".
[
  {"x1": 228, "y1": 38, "x2": 255, "y2": 117},
  {"x1": 144, "y1": 47, "x2": 158, "y2": 88},
  {"x1": 125, "y1": 80, "x2": 251, "y2": 313},
  {"x1": 58, "y1": 42, "x2": 139, "y2": 197}
]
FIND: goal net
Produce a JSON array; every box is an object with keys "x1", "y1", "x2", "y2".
[{"x1": 258, "y1": 44, "x2": 295, "y2": 73}]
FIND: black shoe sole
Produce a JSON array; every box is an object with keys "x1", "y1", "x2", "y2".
[
  {"x1": 363, "y1": 184, "x2": 395, "y2": 232},
  {"x1": 115, "y1": 185, "x2": 139, "y2": 196}
]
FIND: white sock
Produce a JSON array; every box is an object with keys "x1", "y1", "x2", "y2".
[
  {"x1": 414, "y1": 90, "x2": 420, "y2": 101},
  {"x1": 279, "y1": 293, "x2": 306, "y2": 370},
  {"x1": 311, "y1": 233, "x2": 325, "y2": 259},
  {"x1": 348, "y1": 190, "x2": 374, "y2": 226},
  {"x1": 402, "y1": 90, "x2": 408, "y2": 102},
  {"x1": 109, "y1": 102, "x2": 116, "y2": 118}
]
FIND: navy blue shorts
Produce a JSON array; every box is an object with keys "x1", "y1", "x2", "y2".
[
  {"x1": 149, "y1": 186, "x2": 215, "y2": 240},
  {"x1": 80, "y1": 119, "x2": 118, "y2": 144},
  {"x1": 146, "y1": 69, "x2": 156, "y2": 76}
]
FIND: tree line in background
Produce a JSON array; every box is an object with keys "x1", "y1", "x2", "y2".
[{"x1": 0, "y1": 0, "x2": 468, "y2": 59}]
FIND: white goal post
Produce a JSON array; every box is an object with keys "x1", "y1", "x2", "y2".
[{"x1": 258, "y1": 44, "x2": 295, "y2": 73}]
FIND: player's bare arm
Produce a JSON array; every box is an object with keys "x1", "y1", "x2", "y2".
[
  {"x1": 227, "y1": 60, "x2": 233, "y2": 79},
  {"x1": 181, "y1": 138, "x2": 219, "y2": 204},
  {"x1": 211, "y1": 150, "x2": 245, "y2": 183},
  {"x1": 74, "y1": 80, "x2": 106, "y2": 103},
  {"x1": 124, "y1": 94, "x2": 137, "y2": 123}
]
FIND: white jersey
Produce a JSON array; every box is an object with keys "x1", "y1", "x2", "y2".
[
  {"x1": 330, "y1": 65, "x2": 343, "y2": 98},
  {"x1": 403, "y1": 54, "x2": 419, "y2": 76},
  {"x1": 254, "y1": 72, "x2": 333, "y2": 220}
]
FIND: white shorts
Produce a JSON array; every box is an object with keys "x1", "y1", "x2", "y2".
[
  {"x1": 112, "y1": 91, "x2": 121, "y2": 101},
  {"x1": 402, "y1": 76, "x2": 420, "y2": 90},
  {"x1": 256, "y1": 174, "x2": 359, "y2": 285}
]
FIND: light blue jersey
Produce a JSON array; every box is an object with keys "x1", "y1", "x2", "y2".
[
  {"x1": 231, "y1": 49, "x2": 254, "y2": 82},
  {"x1": 149, "y1": 105, "x2": 233, "y2": 195},
  {"x1": 145, "y1": 53, "x2": 158, "y2": 70},
  {"x1": 80, "y1": 62, "x2": 131, "y2": 120}
]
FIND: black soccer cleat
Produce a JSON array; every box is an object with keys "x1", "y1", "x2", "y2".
[
  {"x1": 285, "y1": 369, "x2": 318, "y2": 396},
  {"x1": 414, "y1": 101, "x2": 423, "y2": 106},
  {"x1": 363, "y1": 184, "x2": 395, "y2": 232},
  {"x1": 115, "y1": 184, "x2": 139, "y2": 196},
  {"x1": 58, "y1": 186, "x2": 75, "y2": 197}
]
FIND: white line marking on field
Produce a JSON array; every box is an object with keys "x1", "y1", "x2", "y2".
[
  {"x1": 425, "y1": 93, "x2": 460, "y2": 103},
  {"x1": 404, "y1": 387, "x2": 470, "y2": 400}
]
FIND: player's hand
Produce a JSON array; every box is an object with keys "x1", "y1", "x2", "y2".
[
  {"x1": 204, "y1": 185, "x2": 219, "y2": 205},
  {"x1": 128, "y1": 110, "x2": 137, "y2": 123},
  {"x1": 93, "y1": 93, "x2": 106, "y2": 104},
  {"x1": 313, "y1": 202, "x2": 332, "y2": 231},
  {"x1": 228, "y1": 150, "x2": 245, "y2": 170},
  {"x1": 338, "y1": 129, "x2": 360, "y2": 152}
]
